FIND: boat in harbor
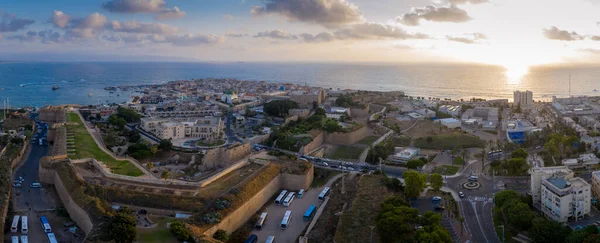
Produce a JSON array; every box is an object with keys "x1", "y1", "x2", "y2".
[
  {"x1": 88, "y1": 93, "x2": 93, "y2": 97},
  {"x1": 52, "y1": 86, "x2": 59, "y2": 90}
]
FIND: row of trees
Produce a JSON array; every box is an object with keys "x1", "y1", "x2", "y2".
[
  {"x1": 403, "y1": 170, "x2": 443, "y2": 198},
  {"x1": 263, "y1": 100, "x2": 299, "y2": 117}
]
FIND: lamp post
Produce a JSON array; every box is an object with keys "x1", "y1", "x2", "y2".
[
  {"x1": 499, "y1": 225, "x2": 505, "y2": 243},
  {"x1": 369, "y1": 225, "x2": 376, "y2": 243}
]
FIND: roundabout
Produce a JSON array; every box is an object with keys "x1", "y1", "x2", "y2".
[{"x1": 461, "y1": 181, "x2": 481, "y2": 190}]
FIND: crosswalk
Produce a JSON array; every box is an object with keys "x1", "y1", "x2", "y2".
[{"x1": 466, "y1": 196, "x2": 493, "y2": 203}]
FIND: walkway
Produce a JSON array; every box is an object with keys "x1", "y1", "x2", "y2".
[
  {"x1": 74, "y1": 111, "x2": 155, "y2": 178},
  {"x1": 357, "y1": 120, "x2": 419, "y2": 163}
]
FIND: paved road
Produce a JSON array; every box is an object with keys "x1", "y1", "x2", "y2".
[{"x1": 251, "y1": 177, "x2": 339, "y2": 243}]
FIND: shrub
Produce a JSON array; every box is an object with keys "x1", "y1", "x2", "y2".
[
  {"x1": 213, "y1": 229, "x2": 229, "y2": 242},
  {"x1": 170, "y1": 221, "x2": 193, "y2": 242},
  {"x1": 201, "y1": 212, "x2": 222, "y2": 225},
  {"x1": 214, "y1": 199, "x2": 232, "y2": 210}
]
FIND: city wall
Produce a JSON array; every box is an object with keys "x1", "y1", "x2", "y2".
[
  {"x1": 289, "y1": 109, "x2": 310, "y2": 119},
  {"x1": 299, "y1": 130, "x2": 324, "y2": 154},
  {"x1": 204, "y1": 164, "x2": 314, "y2": 236},
  {"x1": 350, "y1": 105, "x2": 370, "y2": 118},
  {"x1": 324, "y1": 126, "x2": 369, "y2": 145},
  {"x1": 202, "y1": 143, "x2": 251, "y2": 169}
]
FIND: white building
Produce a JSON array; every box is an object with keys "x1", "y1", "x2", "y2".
[
  {"x1": 388, "y1": 147, "x2": 420, "y2": 163},
  {"x1": 141, "y1": 117, "x2": 224, "y2": 141},
  {"x1": 541, "y1": 176, "x2": 590, "y2": 222},
  {"x1": 514, "y1": 90, "x2": 533, "y2": 107},
  {"x1": 530, "y1": 166, "x2": 574, "y2": 206},
  {"x1": 435, "y1": 118, "x2": 461, "y2": 129},
  {"x1": 221, "y1": 89, "x2": 239, "y2": 104},
  {"x1": 438, "y1": 105, "x2": 461, "y2": 117},
  {"x1": 562, "y1": 154, "x2": 600, "y2": 170}
]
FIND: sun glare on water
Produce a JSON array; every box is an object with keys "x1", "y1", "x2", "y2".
[{"x1": 504, "y1": 64, "x2": 529, "y2": 84}]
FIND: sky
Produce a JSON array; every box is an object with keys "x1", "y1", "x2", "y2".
[{"x1": 1, "y1": 0, "x2": 600, "y2": 72}]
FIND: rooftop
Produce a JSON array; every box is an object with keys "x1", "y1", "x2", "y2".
[{"x1": 547, "y1": 177, "x2": 569, "y2": 189}]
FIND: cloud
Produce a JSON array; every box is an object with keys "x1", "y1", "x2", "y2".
[
  {"x1": 591, "y1": 36, "x2": 600, "y2": 41},
  {"x1": 102, "y1": 0, "x2": 166, "y2": 13},
  {"x1": 71, "y1": 12, "x2": 108, "y2": 29},
  {"x1": 542, "y1": 26, "x2": 583, "y2": 41},
  {"x1": 251, "y1": 0, "x2": 363, "y2": 28},
  {"x1": 51, "y1": 10, "x2": 70, "y2": 28},
  {"x1": 0, "y1": 12, "x2": 35, "y2": 32},
  {"x1": 164, "y1": 34, "x2": 224, "y2": 46},
  {"x1": 396, "y1": 5, "x2": 471, "y2": 26},
  {"x1": 155, "y1": 6, "x2": 186, "y2": 20},
  {"x1": 446, "y1": 32, "x2": 487, "y2": 44},
  {"x1": 110, "y1": 20, "x2": 178, "y2": 35},
  {"x1": 253, "y1": 30, "x2": 298, "y2": 40},
  {"x1": 299, "y1": 32, "x2": 335, "y2": 43},
  {"x1": 225, "y1": 32, "x2": 248, "y2": 38},
  {"x1": 297, "y1": 22, "x2": 429, "y2": 43},
  {"x1": 448, "y1": 0, "x2": 488, "y2": 4},
  {"x1": 223, "y1": 14, "x2": 236, "y2": 21},
  {"x1": 7, "y1": 30, "x2": 62, "y2": 43}
]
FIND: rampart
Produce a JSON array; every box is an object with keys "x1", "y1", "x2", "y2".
[
  {"x1": 324, "y1": 126, "x2": 369, "y2": 145},
  {"x1": 299, "y1": 130, "x2": 324, "y2": 154}
]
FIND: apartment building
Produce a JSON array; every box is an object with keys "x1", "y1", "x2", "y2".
[
  {"x1": 141, "y1": 117, "x2": 224, "y2": 141},
  {"x1": 591, "y1": 171, "x2": 600, "y2": 201},
  {"x1": 514, "y1": 90, "x2": 533, "y2": 107},
  {"x1": 540, "y1": 176, "x2": 590, "y2": 222},
  {"x1": 530, "y1": 166, "x2": 574, "y2": 206}
]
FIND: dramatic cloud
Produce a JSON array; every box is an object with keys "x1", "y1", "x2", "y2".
[
  {"x1": 0, "y1": 12, "x2": 35, "y2": 32},
  {"x1": 102, "y1": 0, "x2": 185, "y2": 20},
  {"x1": 71, "y1": 12, "x2": 108, "y2": 29},
  {"x1": 110, "y1": 20, "x2": 178, "y2": 35},
  {"x1": 397, "y1": 5, "x2": 471, "y2": 26},
  {"x1": 543, "y1": 26, "x2": 583, "y2": 41},
  {"x1": 296, "y1": 23, "x2": 429, "y2": 43},
  {"x1": 155, "y1": 7, "x2": 186, "y2": 20},
  {"x1": 102, "y1": 0, "x2": 166, "y2": 13},
  {"x1": 164, "y1": 34, "x2": 224, "y2": 46},
  {"x1": 51, "y1": 10, "x2": 70, "y2": 28},
  {"x1": 448, "y1": 0, "x2": 488, "y2": 5},
  {"x1": 253, "y1": 30, "x2": 298, "y2": 40},
  {"x1": 251, "y1": 0, "x2": 363, "y2": 28},
  {"x1": 446, "y1": 32, "x2": 487, "y2": 44}
]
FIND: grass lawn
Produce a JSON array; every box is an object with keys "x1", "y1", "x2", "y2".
[
  {"x1": 434, "y1": 165, "x2": 460, "y2": 175},
  {"x1": 357, "y1": 135, "x2": 379, "y2": 145},
  {"x1": 196, "y1": 139, "x2": 225, "y2": 147},
  {"x1": 453, "y1": 157, "x2": 465, "y2": 166},
  {"x1": 137, "y1": 216, "x2": 179, "y2": 243},
  {"x1": 67, "y1": 112, "x2": 143, "y2": 176},
  {"x1": 390, "y1": 136, "x2": 411, "y2": 147},
  {"x1": 198, "y1": 163, "x2": 263, "y2": 199},
  {"x1": 414, "y1": 132, "x2": 483, "y2": 150},
  {"x1": 329, "y1": 145, "x2": 363, "y2": 160},
  {"x1": 484, "y1": 130, "x2": 498, "y2": 135}
]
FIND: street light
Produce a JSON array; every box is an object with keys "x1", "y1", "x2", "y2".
[
  {"x1": 369, "y1": 225, "x2": 376, "y2": 243},
  {"x1": 499, "y1": 225, "x2": 505, "y2": 243}
]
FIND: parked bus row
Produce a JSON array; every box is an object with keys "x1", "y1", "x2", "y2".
[{"x1": 9, "y1": 215, "x2": 55, "y2": 243}]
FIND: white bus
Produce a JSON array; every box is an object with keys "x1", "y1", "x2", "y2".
[
  {"x1": 274, "y1": 190, "x2": 288, "y2": 205},
  {"x1": 318, "y1": 187, "x2": 330, "y2": 200},
  {"x1": 265, "y1": 236, "x2": 275, "y2": 243},
  {"x1": 280, "y1": 210, "x2": 292, "y2": 229},
  {"x1": 255, "y1": 212, "x2": 268, "y2": 230},
  {"x1": 11, "y1": 236, "x2": 19, "y2": 243},
  {"x1": 282, "y1": 192, "x2": 296, "y2": 207},
  {"x1": 297, "y1": 189, "x2": 304, "y2": 198},
  {"x1": 20, "y1": 236, "x2": 28, "y2": 243},
  {"x1": 10, "y1": 215, "x2": 19, "y2": 233},
  {"x1": 21, "y1": 216, "x2": 28, "y2": 234},
  {"x1": 47, "y1": 233, "x2": 58, "y2": 243}
]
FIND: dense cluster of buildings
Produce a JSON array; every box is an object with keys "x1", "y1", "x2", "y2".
[{"x1": 141, "y1": 117, "x2": 224, "y2": 141}]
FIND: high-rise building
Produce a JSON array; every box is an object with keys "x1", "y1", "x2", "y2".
[{"x1": 513, "y1": 90, "x2": 533, "y2": 107}]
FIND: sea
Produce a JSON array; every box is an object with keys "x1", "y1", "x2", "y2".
[{"x1": 0, "y1": 62, "x2": 599, "y2": 107}]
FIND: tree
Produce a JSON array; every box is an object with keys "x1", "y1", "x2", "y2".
[
  {"x1": 529, "y1": 217, "x2": 570, "y2": 243},
  {"x1": 116, "y1": 106, "x2": 141, "y2": 123},
  {"x1": 213, "y1": 229, "x2": 229, "y2": 242},
  {"x1": 504, "y1": 200, "x2": 533, "y2": 230},
  {"x1": 493, "y1": 190, "x2": 521, "y2": 208},
  {"x1": 407, "y1": 159, "x2": 425, "y2": 169},
  {"x1": 315, "y1": 107, "x2": 326, "y2": 116},
  {"x1": 507, "y1": 158, "x2": 529, "y2": 175},
  {"x1": 159, "y1": 139, "x2": 173, "y2": 151},
  {"x1": 161, "y1": 170, "x2": 170, "y2": 180},
  {"x1": 146, "y1": 163, "x2": 154, "y2": 169},
  {"x1": 415, "y1": 225, "x2": 453, "y2": 243},
  {"x1": 108, "y1": 115, "x2": 127, "y2": 129},
  {"x1": 430, "y1": 173, "x2": 443, "y2": 191},
  {"x1": 263, "y1": 100, "x2": 299, "y2": 117},
  {"x1": 511, "y1": 148, "x2": 529, "y2": 159},
  {"x1": 403, "y1": 170, "x2": 427, "y2": 199},
  {"x1": 109, "y1": 208, "x2": 137, "y2": 243},
  {"x1": 150, "y1": 145, "x2": 158, "y2": 158},
  {"x1": 377, "y1": 206, "x2": 420, "y2": 242},
  {"x1": 169, "y1": 220, "x2": 193, "y2": 242},
  {"x1": 567, "y1": 230, "x2": 590, "y2": 243}
]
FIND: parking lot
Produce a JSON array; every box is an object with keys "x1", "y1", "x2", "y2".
[{"x1": 251, "y1": 185, "x2": 328, "y2": 243}]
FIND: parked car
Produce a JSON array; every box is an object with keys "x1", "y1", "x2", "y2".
[
  {"x1": 434, "y1": 205, "x2": 445, "y2": 211},
  {"x1": 432, "y1": 196, "x2": 442, "y2": 201},
  {"x1": 459, "y1": 192, "x2": 465, "y2": 198},
  {"x1": 13, "y1": 183, "x2": 21, "y2": 188}
]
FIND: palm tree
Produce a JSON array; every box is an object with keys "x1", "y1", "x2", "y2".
[
  {"x1": 150, "y1": 145, "x2": 158, "y2": 158},
  {"x1": 161, "y1": 170, "x2": 170, "y2": 180}
]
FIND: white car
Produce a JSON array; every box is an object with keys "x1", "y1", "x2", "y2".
[
  {"x1": 459, "y1": 192, "x2": 465, "y2": 198},
  {"x1": 432, "y1": 196, "x2": 442, "y2": 201},
  {"x1": 347, "y1": 167, "x2": 355, "y2": 171},
  {"x1": 13, "y1": 183, "x2": 21, "y2": 188}
]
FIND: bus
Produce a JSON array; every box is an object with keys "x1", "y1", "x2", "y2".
[
  {"x1": 11, "y1": 236, "x2": 19, "y2": 243},
  {"x1": 303, "y1": 204, "x2": 317, "y2": 221},
  {"x1": 282, "y1": 192, "x2": 296, "y2": 207},
  {"x1": 244, "y1": 234, "x2": 258, "y2": 243},
  {"x1": 21, "y1": 216, "x2": 28, "y2": 234},
  {"x1": 274, "y1": 190, "x2": 288, "y2": 205},
  {"x1": 280, "y1": 210, "x2": 292, "y2": 229},
  {"x1": 40, "y1": 216, "x2": 52, "y2": 233},
  {"x1": 255, "y1": 212, "x2": 268, "y2": 230},
  {"x1": 318, "y1": 187, "x2": 330, "y2": 200},
  {"x1": 265, "y1": 236, "x2": 275, "y2": 243},
  {"x1": 297, "y1": 189, "x2": 304, "y2": 198},
  {"x1": 47, "y1": 233, "x2": 58, "y2": 243},
  {"x1": 20, "y1": 236, "x2": 28, "y2": 243},
  {"x1": 488, "y1": 150, "x2": 504, "y2": 160},
  {"x1": 10, "y1": 215, "x2": 19, "y2": 233}
]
